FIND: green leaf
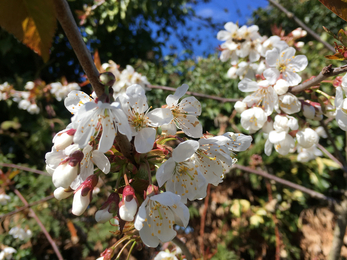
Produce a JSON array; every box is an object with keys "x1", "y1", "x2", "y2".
[{"x1": 0, "y1": 0, "x2": 57, "y2": 62}]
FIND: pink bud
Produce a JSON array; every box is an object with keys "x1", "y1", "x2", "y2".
[
  {"x1": 72, "y1": 175, "x2": 98, "y2": 216},
  {"x1": 68, "y1": 150, "x2": 84, "y2": 167},
  {"x1": 145, "y1": 185, "x2": 159, "y2": 199},
  {"x1": 119, "y1": 185, "x2": 138, "y2": 222},
  {"x1": 53, "y1": 129, "x2": 76, "y2": 151}
]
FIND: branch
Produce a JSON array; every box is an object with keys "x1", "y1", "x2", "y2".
[
  {"x1": 268, "y1": 0, "x2": 335, "y2": 53},
  {"x1": 199, "y1": 184, "x2": 210, "y2": 257},
  {"x1": 53, "y1": 0, "x2": 104, "y2": 98},
  {"x1": 0, "y1": 163, "x2": 50, "y2": 176},
  {"x1": 233, "y1": 164, "x2": 337, "y2": 204},
  {"x1": 147, "y1": 84, "x2": 241, "y2": 103},
  {"x1": 0, "y1": 195, "x2": 54, "y2": 219},
  {"x1": 317, "y1": 144, "x2": 344, "y2": 169},
  {"x1": 329, "y1": 199, "x2": 347, "y2": 260},
  {"x1": 290, "y1": 64, "x2": 347, "y2": 93},
  {"x1": 172, "y1": 236, "x2": 193, "y2": 260},
  {"x1": 12, "y1": 188, "x2": 63, "y2": 260}
]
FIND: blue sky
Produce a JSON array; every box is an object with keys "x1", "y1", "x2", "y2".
[{"x1": 157, "y1": 0, "x2": 269, "y2": 57}]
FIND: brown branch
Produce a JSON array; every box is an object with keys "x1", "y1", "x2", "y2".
[
  {"x1": 268, "y1": 0, "x2": 335, "y2": 53},
  {"x1": 53, "y1": 0, "x2": 104, "y2": 98},
  {"x1": 0, "y1": 163, "x2": 50, "y2": 176},
  {"x1": 290, "y1": 64, "x2": 347, "y2": 93},
  {"x1": 12, "y1": 188, "x2": 63, "y2": 260},
  {"x1": 199, "y1": 184, "x2": 210, "y2": 257},
  {"x1": 233, "y1": 164, "x2": 337, "y2": 204},
  {"x1": 0, "y1": 195, "x2": 54, "y2": 219},
  {"x1": 147, "y1": 84, "x2": 241, "y2": 103},
  {"x1": 172, "y1": 236, "x2": 193, "y2": 260}
]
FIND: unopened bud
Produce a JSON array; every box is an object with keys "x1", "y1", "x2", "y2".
[
  {"x1": 274, "y1": 79, "x2": 289, "y2": 95},
  {"x1": 95, "y1": 193, "x2": 119, "y2": 223},
  {"x1": 119, "y1": 185, "x2": 138, "y2": 222},
  {"x1": 99, "y1": 72, "x2": 116, "y2": 87},
  {"x1": 302, "y1": 103, "x2": 315, "y2": 119},
  {"x1": 234, "y1": 101, "x2": 247, "y2": 113},
  {"x1": 296, "y1": 128, "x2": 319, "y2": 149},
  {"x1": 53, "y1": 129, "x2": 76, "y2": 151},
  {"x1": 72, "y1": 175, "x2": 98, "y2": 216},
  {"x1": 52, "y1": 163, "x2": 79, "y2": 188},
  {"x1": 54, "y1": 187, "x2": 74, "y2": 200}
]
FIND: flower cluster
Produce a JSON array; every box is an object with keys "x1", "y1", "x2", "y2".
[
  {"x1": 0, "y1": 247, "x2": 16, "y2": 260},
  {"x1": 9, "y1": 227, "x2": 32, "y2": 241},
  {"x1": 217, "y1": 21, "x2": 341, "y2": 162},
  {"x1": 45, "y1": 81, "x2": 252, "y2": 253}
]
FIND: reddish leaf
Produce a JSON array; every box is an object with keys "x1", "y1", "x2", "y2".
[
  {"x1": 325, "y1": 53, "x2": 345, "y2": 60},
  {"x1": 0, "y1": 0, "x2": 57, "y2": 62},
  {"x1": 319, "y1": 0, "x2": 347, "y2": 22}
]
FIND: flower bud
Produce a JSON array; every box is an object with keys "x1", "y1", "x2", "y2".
[
  {"x1": 302, "y1": 103, "x2": 315, "y2": 119},
  {"x1": 52, "y1": 150, "x2": 83, "y2": 188},
  {"x1": 145, "y1": 184, "x2": 159, "y2": 198},
  {"x1": 72, "y1": 175, "x2": 98, "y2": 216},
  {"x1": 315, "y1": 126, "x2": 327, "y2": 138},
  {"x1": 95, "y1": 193, "x2": 119, "y2": 223},
  {"x1": 234, "y1": 101, "x2": 247, "y2": 113},
  {"x1": 54, "y1": 187, "x2": 74, "y2": 200},
  {"x1": 53, "y1": 129, "x2": 76, "y2": 151},
  {"x1": 119, "y1": 185, "x2": 138, "y2": 222},
  {"x1": 296, "y1": 128, "x2": 319, "y2": 149},
  {"x1": 295, "y1": 41, "x2": 304, "y2": 48},
  {"x1": 274, "y1": 79, "x2": 289, "y2": 95}
]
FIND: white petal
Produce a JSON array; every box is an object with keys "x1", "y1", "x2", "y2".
[
  {"x1": 179, "y1": 96, "x2": 202, "y2": 116},
  {"x1": 265, "y1": 48, "x2": 279, "y2": 67},
  {"x1": 92, "y1": 150, "x2": 110, "y2": 173},
  {"x1": 263, "y1": 68, "x2": 280, "y2": 85},
  {"x1": 161, "y1": 121, "x2": 177, "y2": 135},
  {"x1": 147, "y1": 108, "x2": 173, "y2": 126},
  {"x1": 238, "y1": 78, "x2": 259, "y2": 92},
  {"x1": 156, "y1": 159, "x2": 176, "y2": 187},
  {"x1": 134, "y1": 127, "x2": 156, "y2": 153},
  {"x1": 269, "y1": 131, "x2": 286, "y2": 143},
  {"x1": 173, "y1": 140, "x2": 200, "y2": 162}
]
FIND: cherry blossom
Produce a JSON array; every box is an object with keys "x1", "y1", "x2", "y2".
[{"x1": 134, "y1": 191, "x2": 189, "y2": 248}]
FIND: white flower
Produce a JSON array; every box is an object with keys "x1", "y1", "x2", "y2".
[
  {"x1": 238, "y1": 39, "x2": 262, "y2": 62},
  {"x1": 297, "y1": 145, "x2": 322, "y2": 162},
  {"x1": 51, "y1": 82, "x2": 80, "y2": 101},
  {"x1": 27, "y1": 103, "x2": 40, "y2": 114},
  {"x1": 240, "y1": 107, "x2": 267, "y2": 133},
  {"x1": 315, "y1": 126, "x2": 327, "y2": 138},
  {"x1": 261, "y1": 36, "x2": 289, "y2": 56},
  {"x1": 162, "y1": 84, "x2": 202, "y2": 138},
  {"x1": 119, "y1": 185, "x2": 138, "y2": 222},
  {"x1": 95, "y1": 207, "x2": 114, "y2": 223},
  {"x1": 265, "y1": 47, "x2": 308, "y2": 85},
  {"x1": 220, "y1": 42, "x2": 239, "y2": 64},
  {"x1": 296, "y1": 128, "x2": 319, "y2": 149},
  {"x1": 18, "y1": 99, "x2": 31, "y2": 110},
  {"x1": 134, "y1": 192, "x2": 189, "y2": 247},
  {"x1": 238, "y1": 25, "x2": 261, "y2": 41},
  {"x1": 154, "y1": 251, "x2": 178, "y2": 260},
  {"x1": 0, "y1": 247, "x2": 17, "y2": 260},
  {"x1": 234, "y1": 61, "x2": 265, "y2": 80},
  {"x1": 70, "y1": 144, "x2": 110, "y2": 190},
  {"x1": 278, "y1": 93, "x2": 301, "y2": 114},
  {"x1": 66, "y1": 90, "x2": 132, "y2": 152},
  {"x1": 157, "y1": 140, "x2": 207, "y2": 203},
  {"x1": 0, "y1": 194, "x2": 10, "y2": 205},
  {"x1": 120, "y1": 84, "x2": 172, "y2": 153},
  {"x1": 217, "y1": 22, "x2": 240, "y2": 43},
  {"x1": 9, "y1": 227, "x2": 32, "y2": 240},
  {"x1": 24, "y1": 81, "x2": 35, "y2": 90},
  {"x1": 265, "y1": 115, "x2": 297, "y2": 156},
  {"x1": 234, "y1": 101, "x2": 247, "y2": 113},
  {"x1": 238, "y1": 78, "x2": 278, "y2": 116},
  {"x1": 53, "y1": 127, "x2": 76, "y2": 151}
]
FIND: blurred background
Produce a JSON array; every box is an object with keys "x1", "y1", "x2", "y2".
[{"x1": 1, "y1": 0, "x2": 347, "y2": 259}]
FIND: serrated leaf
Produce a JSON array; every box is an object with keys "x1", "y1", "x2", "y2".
[
  {"x1": 0, "y1": 0, "x2": 56, "y2": 62},
  {"x1": 319, "y1": 0, "x2": 347, "y2": 22}
]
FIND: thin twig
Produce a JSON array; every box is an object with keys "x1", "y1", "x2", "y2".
[
  {"x1": 290, "y1": 64, "x2": 347, "y2": 93},
  {"x1": 0, "y1": 163, "x2": 50, "y2": 176},
  {"x1": 172, "y1": 236, "x2": 193, "y2": 260},
  {"x1": 268, "y1": 0, "x2": 335, "y2": 53},
  {"x1": 0, "y1": 195, "x2": 54, "y2": 219},
  {"x1": 319, "y1": 120, "x2": 347, "y2": 171},
  {"x1": 53, "y1": 0, "x2": 104, "y2": 98},
  {"x1": 147, "y1": 84, "x2": 240, "y2": 103},
  {"x1": 12, "y1": 188, "x2": 63, "y2": 260},
  {"x1": 199, "y1": 184, "x2": 210, "y2": 257},
  {"x1": 317, "y1": 144, "x2": 344, "y2": 169},
  {"x1": 233, "y1": 164, "x2": 337, "y2": 204}
]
